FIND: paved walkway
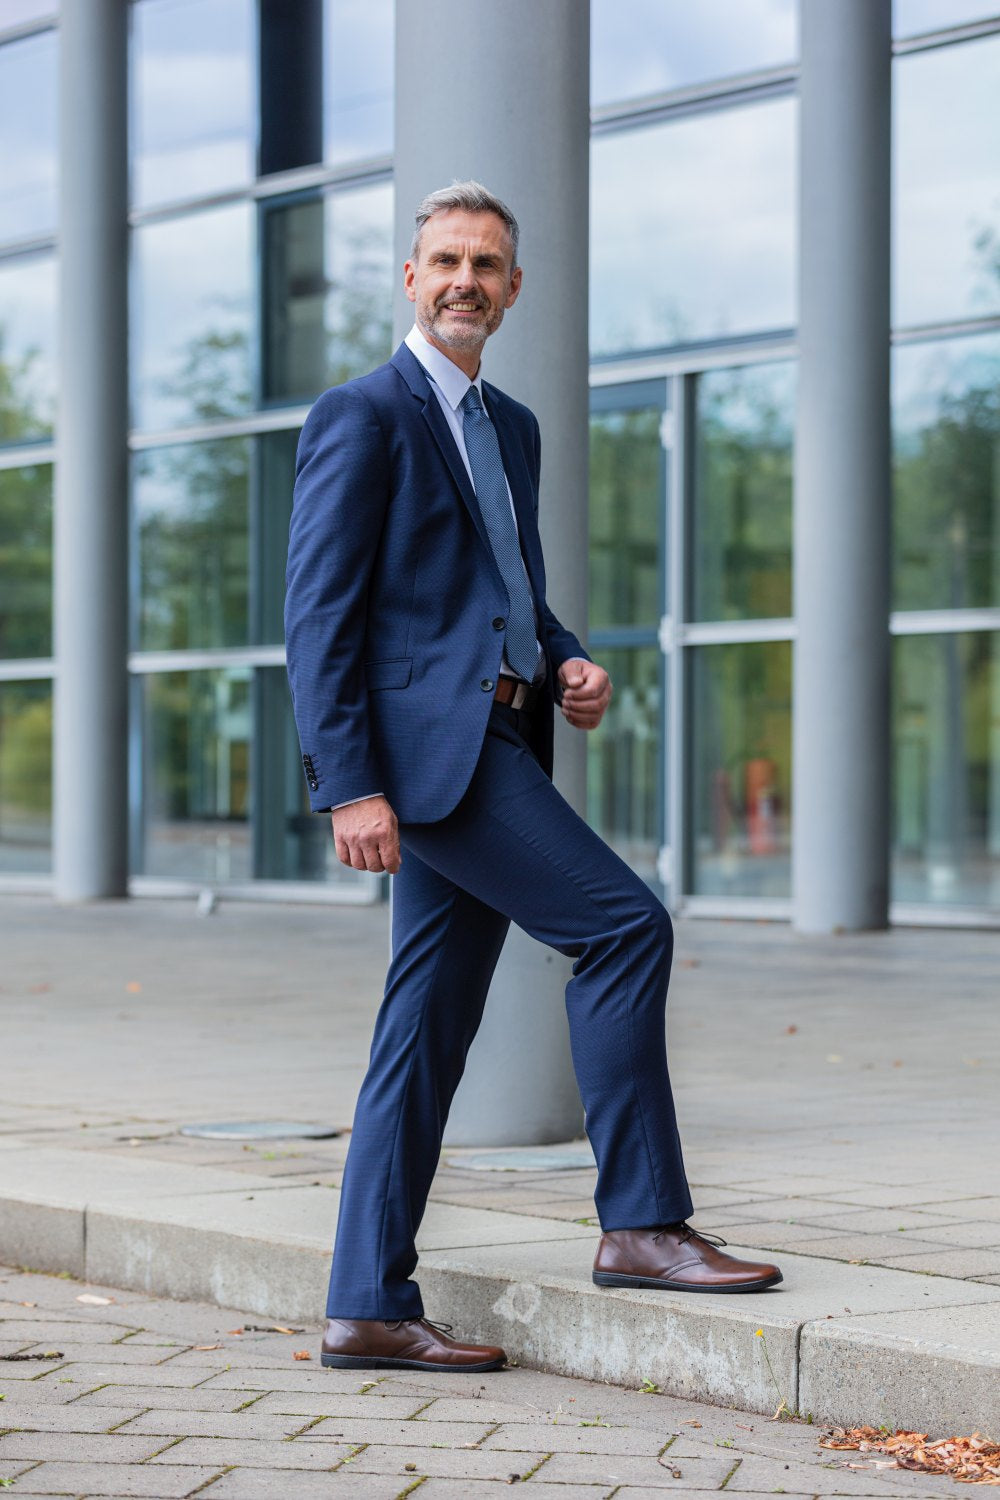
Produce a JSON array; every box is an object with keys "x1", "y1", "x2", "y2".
[
  {"x1": 0, "y1": 1263, "x2": 974, "y2": 1499},
  {"x1": 1, "y1": 896, "x2": 999, "y2": 1436}
]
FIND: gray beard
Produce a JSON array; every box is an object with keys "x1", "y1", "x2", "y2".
[{"x1": 421, "y1": 303, "x2": 504, "y2": 351}]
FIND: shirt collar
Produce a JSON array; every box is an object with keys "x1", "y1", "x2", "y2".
[{"x1": 405, "y1": 323, "x2": 484, "y2": 411}]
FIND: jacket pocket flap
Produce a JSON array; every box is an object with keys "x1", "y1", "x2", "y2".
[{"x1": 364, "y1": 656, "x2": 412, "y2": 690}]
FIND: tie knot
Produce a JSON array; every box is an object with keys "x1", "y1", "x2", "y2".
[{"x1": 460, "y1": 386, "x2": 484, "y2": 417}]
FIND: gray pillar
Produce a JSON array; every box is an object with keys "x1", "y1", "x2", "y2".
[
  {"x1": 393, "y1": 0, "x2": 590, "y2": 1144},
  {"x1": 54, "y1": 0, "x2": 129, "y2": 900},
  {"x1": 792, "y1": 0, "x2": 892, "y2": 933}
]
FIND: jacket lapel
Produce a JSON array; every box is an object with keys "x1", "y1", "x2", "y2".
[{"x1": 390, "y1": 343, "x2": 493, "y2": 557}]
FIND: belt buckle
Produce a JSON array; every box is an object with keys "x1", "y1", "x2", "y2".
[{"x1": 511, "y1": 680, "x2": 533, "y2": 711}]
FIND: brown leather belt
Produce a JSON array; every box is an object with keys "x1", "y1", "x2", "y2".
[{"x1": 494, "y1": 676, "x2": 541, "y2": 712}]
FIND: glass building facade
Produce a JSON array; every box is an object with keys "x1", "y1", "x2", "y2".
[{"x1": 1, "y1": 1, "x2": 998, "y2": 921}]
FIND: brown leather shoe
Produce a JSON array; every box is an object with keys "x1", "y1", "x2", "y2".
[
  {"x1": 321, "y1": 1317, "x2": 507, "y2": 1372},
  {"x1": 593, "y1": 1223, "x2": 782, "y2": 1293}
]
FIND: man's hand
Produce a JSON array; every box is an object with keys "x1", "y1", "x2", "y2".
[
  {"x1": 558, "y1": 658, "x2": 612, "y2": 730},
  {"x1": 332, "y1": 795, "x2": 401, "y2": 874}
]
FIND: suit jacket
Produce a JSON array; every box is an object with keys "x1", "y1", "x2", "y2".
[{"x1": 284, "y1": 341, "x2": 591, "y2": 823}]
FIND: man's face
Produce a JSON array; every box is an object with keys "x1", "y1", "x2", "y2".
[{"x1": 404, "y1": 208, "x2": 522, "y2": 359}]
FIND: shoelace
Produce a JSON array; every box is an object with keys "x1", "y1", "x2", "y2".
[
  {"x1": 652, "y1": 1221, "x2": 727, "y2": 1248},
  {"x1": 383, "y1": 1316, "x2": 454, "y2": 1334}
]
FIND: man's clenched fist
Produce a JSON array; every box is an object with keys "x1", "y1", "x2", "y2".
[{"x1": 332, "y1": 795, "x2": 401, "y2": 874}]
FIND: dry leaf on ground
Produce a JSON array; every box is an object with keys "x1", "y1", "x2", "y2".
[
  {"x1": 822, "y1": 1427, "x2": 1000, "y2": 1484},
  {"x1": 293, "y1": 1349, "x2": 311, "y2": 1361},
  {"x1": 76, "y1": 1293, "x2": 113, "y2": 1306}
]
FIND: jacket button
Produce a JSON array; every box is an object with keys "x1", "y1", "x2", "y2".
[
  {"x1": 481, "y1": 678, "x2": 494, "y2": 692},
  {"x1": 492, "y1": 617, "x2": 505, "y2": 630},
  {"x1": 309, "y1": 779, "x2": 318, "y2": 791}
]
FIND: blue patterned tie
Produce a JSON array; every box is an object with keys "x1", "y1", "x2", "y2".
[{"x1": 460, "y1": 387, "x2": 538, "y2": 682}]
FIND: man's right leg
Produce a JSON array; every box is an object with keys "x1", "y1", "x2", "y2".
[{"x1": 326, "y1": 851, "x2": 510, "y2": 1321}]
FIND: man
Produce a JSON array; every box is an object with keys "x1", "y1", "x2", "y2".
[{"x1": 285, "y1": 182, "x2": 782, "y2": 1375}]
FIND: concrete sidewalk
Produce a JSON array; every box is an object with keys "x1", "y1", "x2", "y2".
[{"x1": 1, "y1": 895, "x2": 998, "y2": 1437}]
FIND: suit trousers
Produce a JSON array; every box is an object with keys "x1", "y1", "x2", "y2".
[{"x1": 326, "y1": 701, "x2": 694, "y2": 1319}]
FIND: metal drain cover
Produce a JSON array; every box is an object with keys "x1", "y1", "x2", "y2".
[{"x1": 180, "y1": 1121, "x2": 340, "y2": 1141}]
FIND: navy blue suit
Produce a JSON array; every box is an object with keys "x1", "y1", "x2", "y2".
[{"x1": 285, "y1": 343, "x2": 693, "y2": 1320}]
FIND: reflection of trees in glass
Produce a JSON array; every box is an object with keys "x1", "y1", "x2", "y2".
[
  {"x1": 262, "y1": 195, "x2": 393, "y2": 401},
  {"x1": 155, "y1": 316, "x2": 252, "y2": 426},
  {"x1": 692, "y1": 642, "x2": 791, "y2": 875},
  {"x1": 0, "y1": 684, "x2": 52, "y2": 841},
  {"x1": 145, "y1": 670, "x2": 249, "y2": 825},
  {"x1": 589, "y1": 408, "x2": 661, "y2": 629},
  {"x1": 325, "y1": 217, "x2": 393, "y2": 387},
  {"x1": 0, "y1": 328, "x2": 49, "y2": 442},
  {"x1": 136, "y1": 438, "x2": 250, "y2": 652},
  {"x1": 0, "y1": 464, "x2": 51, "y2": 659},
  {"x1": 693, "y1": 365, "x2": 794, "y2": 622},
  {"x1": 894, "y1": 374, "x2": 1000, "y2": 612}
]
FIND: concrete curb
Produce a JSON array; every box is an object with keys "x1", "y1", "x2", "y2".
[{"x1": 2, "y1": 1143, "x2": 999, "y2": 1435}]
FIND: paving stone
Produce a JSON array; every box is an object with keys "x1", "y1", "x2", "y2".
[
  {"x1": 120, "y1": 1408, "x2": 317, "y2": 1439},
  {"x1": 0, "y1": 1400, "x2": 146, "y2": 1431},
  {"x1": 417, "y1": 1482, "x2": 605, "y2": 1498},
  {"x1": 204, "y1": 1469, "x2": 415, "y2": 1497},
  {"x1": 535, "y1": 1449, "x2": 736, "y2": 1487},
  {"x1": 721, "y1": 1451, "x2": 940, "y2": 1494},
  {"x1": 250, "y1": 1391, "x2": 433, "y2": 1419},
  {"x1": 406, "y1": 1396, "x2": 565, "y2": 1424},
  {"x1": 147, "y1": 1435, "x2": 357, "y2": 1467},
  {"x1": 303, "y1": 1415, "x2": 497, "y2": 1447},
  {"x1": 25, "y1": 1361, "x2": 226, "y2": 1388},
  {"x1": 0, "y1": 1430, "x2": 167, "y2": 1462},
  {"x1": 877, "y1": 1248, "x2": 1000, "y2": 1277},
  {"x1": 198, "y1": 1367, "x2": 380, "y2": 1393},
  {"x1": 4, "y1": 1459, "x2": 223, "y2": 1495},
  {"x1": 18, "y1": 1340, "x2": 197, "y2": 1364},
  {"x1": 481, "y1": 1420, "x2": 666, "y2": 1455},
  {"x1": 0, "y1": 1319, "x2": 140, "y2": 1342},
  {"x1": 791, "y1": 1234, "x2": 952, "y2": 1262},
  {"x1": 347, "y1": 1443, "x2": 547, "y2": 1480},
  {"x1": 73, "y1": 1383, "x2": 263, "y2": 1411}
]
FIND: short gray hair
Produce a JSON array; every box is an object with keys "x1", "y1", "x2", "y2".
[{"x1": 410, "y1": 180, "x2": 520, "y2": 266}]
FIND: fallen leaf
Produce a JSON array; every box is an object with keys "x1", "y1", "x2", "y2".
[
  {"x1": 193, "y1": 1344, "x2": 221, "y2": 1351},
  {"x1": 126, "y1": 981, "x2": 142, "y2": 993},
  {"x1": 227, "y1": 1328, "x2": 244, "y2": 1336},
  {"x1": 785, "y1": 1024, "x2": 798, "y2": 1035},
  {"x1": 76, "y1": 1294, "x2": 113, "y2": 1306},
  {"x1": 683, "y1": 1419, "x2": 702, "y2": 1427},
  {"x1": 293, "y1": 1350, "x2": 311, "y2": 1361},
  {"x1": 19, "y1": 1301, "x2": 37, "y2": 1308}
]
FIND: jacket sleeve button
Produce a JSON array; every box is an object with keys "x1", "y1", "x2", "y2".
[
  {"x1": 492, "y1": 617, "x2": 505, "y2": 630},
  {"x1": 481, "y1": 678, "x2": 494, "y2": 692}
]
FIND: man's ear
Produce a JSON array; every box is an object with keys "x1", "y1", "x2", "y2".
[
  {"x1": 403, "y1": 259, "x2": 417, "y2": 303},
  {"x1": 505, "y1": 265, "x2": 523, "y2": 309}
]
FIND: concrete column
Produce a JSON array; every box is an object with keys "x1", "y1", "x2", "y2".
[
  {"x1": 53, "y1": 0, "x2": 129, "y2": 900},
  {"x1": 792, "y1": 0, "x2": 892, "y2": 932},
  {"x1": 393, "y1": 0, "x2": 590, "y2": 1144}
]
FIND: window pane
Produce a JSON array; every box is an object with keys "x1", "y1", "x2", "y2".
[
  {"x1": 691, "y1": 362, "x2": 794, "y2": 622},
  {"x1": 133, "y1": 439, "x2": 250, "y2": 651},
  {"x1": 0, "y1": 251, "x2": 55, "y2": 441},
  {"x1": 0, "y1": 678, "x2": 51, "y2": 874},
  {"x1": 134, "y1": 666, "x2": 359, "y2": 885},
  {"x1": 587, "y1": 644, "x2": 663, "y2": 891},
  {"x1": 253, "y1": 429, "x2": 298, "y2": 646},
  {"x1": 894, "y1": 333, "x2": 1000, "y2": 612},
  {"x1": 591, "y1": 98, "x2": 796, "y2": 356},
  {"x1": 132, "y1": 202, "x2": 253, "y2": 431},
  {"x1": 130, "y1": 0, "x2": 254, "y2": 209},
  {"x1": 589, "y1": 403, "x2": 664, "y2": 630},
  {"x1": 893, "y1": 631, "x2": 1000, "y2": 908},
  {"x1": 0, "y1": 30, "x2": 57, "y2": 244},
  {"x1": 0, "y1": 461, "x2": 51, "y2": 658},
  {"x1": 324, "y1": 0, "x2": 393, "y2": 165},
  {"x1": 894, "y1": 36, "x2": 1000, "y2": 328},
  {"x1": 894, "y1": 0, "x2": 1000, "y2": 36},
  {"x1": 593, "y1": 0, "x2": 796, "y2": 107},
  {"x1": 687, "y1": 640, "x2": 791, "y2": 896},
  {"x1": 136, "y1": 666, "x2": 253, "y2": 881},
  {"x1": 262, "y1": 181, "x2": 393, "y2": 404}
]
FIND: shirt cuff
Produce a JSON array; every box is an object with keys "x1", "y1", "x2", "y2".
[{"x1": 329, "y1": 793, "x2": 384, "y2": 811}]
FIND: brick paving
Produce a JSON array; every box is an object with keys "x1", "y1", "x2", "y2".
[{"x1": 0, "y1": 1264, "x2": 973, "y2": 1498}]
